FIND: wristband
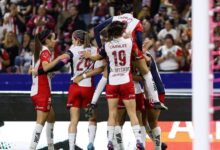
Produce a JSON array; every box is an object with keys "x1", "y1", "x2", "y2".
[{"x1": 82, "y1": 73, "x2": 87, "y2": 79}]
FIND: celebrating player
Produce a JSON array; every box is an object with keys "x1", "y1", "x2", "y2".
[
  {"x1": 83, "y1": 21, "x2": 145, "y2": 150},
  {"x1": 29, "y1": 29, "x2": 63, "y2": 150},
  {"x1": 94, "y1": 3, "x2": 167, "y2": 110}
]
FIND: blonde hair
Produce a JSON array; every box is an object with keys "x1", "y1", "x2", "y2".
[{"x1": 3, "y1": 31, "x2": 19, "y2": 48}]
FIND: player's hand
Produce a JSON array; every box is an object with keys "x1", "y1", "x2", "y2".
[
  {"x1": 82, "y1": 51, "x2": 92, "y2": 59},
  {"x1": 31, "y1": 68, "x2": 38, "y2": 77},
  {"x1": 73, "y1": 75, "x2": 83, "y2": 83},
  {"x1": 85, "y1": 103, "x2": 96, "y2": 119}
]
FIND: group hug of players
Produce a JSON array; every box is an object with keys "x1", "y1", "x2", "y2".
[{"x1": 29, "y1": 4, "x2": 168, "y2": 150}]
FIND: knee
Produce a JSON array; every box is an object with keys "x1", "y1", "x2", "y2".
[
  {"x1": 136, "y1": 59, "x2": 149, "y2": 75},
  {"x1": 69, "y1": 120, "x2": 78, "y2": 127},
  {"x1": 148, "y1": 120, "x2": 158, "y2": 129},
  {"x1": 89, "y1": 115, "x2": 97, "y2": 122}
]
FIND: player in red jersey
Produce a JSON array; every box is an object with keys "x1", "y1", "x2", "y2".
[
  {"x1": 83, "y1": 21, "x2": 145, "y2": 150},
  {"x1": 94, "y1": 3, "x2": 167, "y2": 110},
  {"x1": 38, "y1": 30, "x2": 105, "y2": 150},
  {"x1": 29, "y1": 29, "x2": 63, "y2": 150}
]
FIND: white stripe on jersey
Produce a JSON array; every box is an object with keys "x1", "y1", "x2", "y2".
[
  {"x1": 69, "y1": 45, "x2": 103, "y2": 87},
  {"x1": 30, "y1": 46, "x2": 51, "y2": 96},
  {"x1": 113, "y1": 13, "x2": 139, "y2": 35},
  {"x1": 105, "y1": 37, "x2": 132, "y2": 85}
]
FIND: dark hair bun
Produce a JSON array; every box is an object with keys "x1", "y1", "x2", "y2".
[
  {"x1": 36, "y1": 29, "x2": 52, "y2": 42},
  {"x1": 108, "y1": 21, "x2": 126, "y2": 38}
]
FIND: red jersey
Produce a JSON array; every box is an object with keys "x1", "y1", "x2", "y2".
[{"x1": 31, "y1": 46, "x2": 51, "y2": 97}]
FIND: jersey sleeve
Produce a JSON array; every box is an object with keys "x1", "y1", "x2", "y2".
[
  {"x1": 65, "y1": 50, "x2": 74, "y2": 59},
  {"x1": 94, "y1": 17, "x2": 113, "y2": 48},
  {"x1": 99, "y1": 45, "x2": 107, "y2": 58},
  {"x1": 135, "y1": 22, "x2": 143, "y2": 32},
  {"x1": 40, "y1": 50, "x2": 50, "y2": 63}
]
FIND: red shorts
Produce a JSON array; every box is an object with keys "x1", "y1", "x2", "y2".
[
  {"x1": 146, "y1": 93, "x2": 165, "y2": 109},
  {"x1": 67, "y1": 83, "x2": 95, "y2": 108},
  {"x1": 31, "y1": 92, "x2": 51, "y2": 112},
  {"x1": 106, "y1": 79, "x2": 135, "y2": 100},
  {"x1": 118, "y1": 93, "x2": 145, "y2": 110}
]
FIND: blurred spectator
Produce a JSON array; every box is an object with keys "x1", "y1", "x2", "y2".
[
  {"x1": 157, "y1": 19, "x2": 177, "y2": 41},
  {"x1": 27, "y1": 5, "x2": 55, "y2": 35},
  {"x1": 180, "y1": 17, "x2": 191, "y2": 44},
  {"x1": 181, "y1": 42, "x2": 191, "y2": 71},
  {"x1": 17, "y1": 0, "x2": 32, "y2": 21},
  {"x1": 32, "y1": 0, "x2": 45, "y2": 15},
  {"x1": 91, "y1": 0, "x2": 110, "y2": 25},
  {"x1": 143, "y1": 36, "x2": 161, "y2": 59},
  {"x1": 138, "y1": 5, "x2": 151, "y2": 20},
  {"x1": 155, "y1": 34, "x2": 182, "y2": 71},
  {"x1": 0, "y1": 47, "x2": 10, "y2": 73},
  {"x1": 153, "y1": 5, "x2": 168, "y2": 33},
  {"x1": 215, "y1": 12, "x2": 220, "y2": 22},
  {"x1": 60, "y1": 5, "x2": 86, "y2": 48},
  {"x1": 14, "y1": 33, "x2": 32, "y2": 73},
  {"x1": 215, "y1": 0, "x2": 220, "y2": 7},
  {"x1": 170, "y1": 9, "x2": 187, "y2": 29},
  {"x1": 0, "y1": 0, "x2": 7, "y2": 16},
  {"x1": 0, "y1": 31, "x2": 19, "y2": 72},
  {"x1": 45, "y1": 0, "x2": 63, "y2": 22},
  {"x1": 0, "y1": 17, "x2": 7, "y2": 42},
  {"x1": 142, "y1": 0, "x2": 151, "y2": 7},
  {"x1": 180, "y1": 1, "x2": 191, "y2": 21},
  {"x1": 3, "y1": 3, "x2": 26, "y2": 42},
  {"x1": 78, "y1": 0, "x2": 92, "y2": 26}
]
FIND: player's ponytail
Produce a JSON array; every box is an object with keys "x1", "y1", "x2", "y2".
[
  {"x1": 83, "y1": 31, "x2": 90, "y2": 48},
  {"x1": 34, "y1": 34, "x2": 42, "y2": 64},
  {"x1": 72, "y1": 30, "x2": 91, "y2": 48},
  {"x1": 34, "y1": 29, "x2": 52, "y2": 63}
]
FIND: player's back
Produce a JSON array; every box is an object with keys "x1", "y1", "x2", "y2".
[
  {"x1": 69, "y1": 45, "x2": 97, "y2": 87},
  {"x1": 113, "y1": 13, "x2": 142, "y2": 40},
  {"x1": 105, "y1": 37, "x2": 133, "y2": 85}
]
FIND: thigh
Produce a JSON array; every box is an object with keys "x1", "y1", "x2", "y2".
[
  {"x1": 147, "y1": 109, "x2": 160, "y2": 123},
  {"x1": 47, "y1": 106, "x2": 55, "y2": 123},
  {"x1": 67, "y1": 84, "x2": 81, "y2": 108},
  {"x1": 108, "y1": 98, "x2": 119, "y2": 114},
  {"x1": 81, "y1": 86, "x2": 95, "y2": 108},
  {"x1": 135, "y1": 93, "x2": 145, "y2": 111},
  {"x1": 106, "y1": 84, "x2": 119, "y2": 99},
  {"x1": 36, "y1": 110, "x2": 49, "y2": 125},
  {"x1": 32, "y1": 94, "x2": 51, "y2": 112},
  {"x1": 123, "y1": 99, "x2": 137, "y2": 115},
  {"x1": 120, "y1": 80, "x2": 135, "y2": 100}
]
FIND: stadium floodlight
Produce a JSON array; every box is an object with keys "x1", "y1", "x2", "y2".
[{"x1": 192, "y1": 0, "x2": 210, "y2": 149}]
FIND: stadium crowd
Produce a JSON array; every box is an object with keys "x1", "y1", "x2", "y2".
[{"x1": 0, "y1": 0, "x2": 192, "y2": 73}]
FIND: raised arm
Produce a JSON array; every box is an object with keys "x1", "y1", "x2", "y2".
[{"x1": 94, "y1": 17, "x2": 113, "y2": 48}]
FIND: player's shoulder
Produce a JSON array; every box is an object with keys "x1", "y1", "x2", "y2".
[
  {"x1": 85, "y1": 46, "x2": 98, "y2": 54},
  {"x1": 41, "y1": 46, "x2": 50, "y2": 55}
]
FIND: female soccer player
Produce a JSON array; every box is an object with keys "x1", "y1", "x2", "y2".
[
  {"x1": 29, "y1": 29, "x2": 63, "y2": 150},
  {"x1": 83, "y1": 21, "x2": 145, "y2": 150},
  {"x1": 41, "y1": 30, "x2": 104, "y2": 150}
]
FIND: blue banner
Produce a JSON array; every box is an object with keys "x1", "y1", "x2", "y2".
[{"x1": 0, "y1": 72, "x2": 219, "y2": 91}]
